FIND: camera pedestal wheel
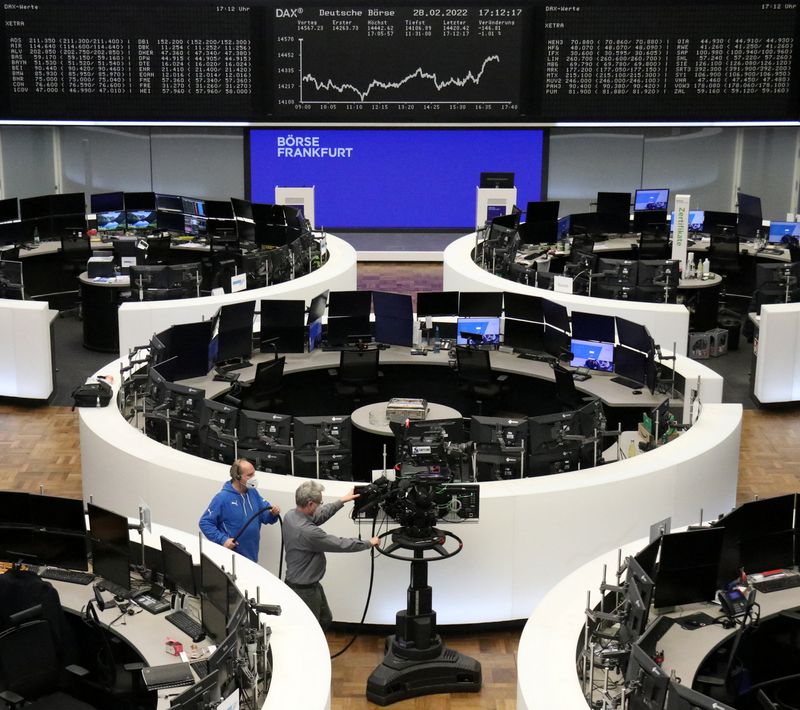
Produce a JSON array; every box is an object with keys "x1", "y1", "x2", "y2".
[{"x1": 366, "y1": 527, "x2": 481, "y2": 706}]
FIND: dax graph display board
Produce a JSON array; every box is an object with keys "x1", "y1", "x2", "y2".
[{"x1": 0, "y1": 1, "x2": 798, "y2": 123}]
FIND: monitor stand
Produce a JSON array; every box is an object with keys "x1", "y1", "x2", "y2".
[{"x1": 215, "y1": 357, "x2": 252, "y2": 374}]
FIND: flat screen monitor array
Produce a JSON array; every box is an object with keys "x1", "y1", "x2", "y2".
[{"x1": 0, "y1": 492, "x2": 88, "y2": 570}]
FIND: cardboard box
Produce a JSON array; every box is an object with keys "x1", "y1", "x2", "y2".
[
  {"x1": 708, "y1": 327, "x2": 729, "y2": 357},
  {"x1": 688, "y1": 331, "x2": 711, "y2": 359}
]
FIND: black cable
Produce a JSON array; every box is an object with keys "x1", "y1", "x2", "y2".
[{"x1": 330, "y1": 515, "x2": 381, "y2": 660}]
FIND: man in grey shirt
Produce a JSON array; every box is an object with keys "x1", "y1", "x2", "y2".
[{"x1": 284, "y1": 480, "x2": 379, "y2": 630}]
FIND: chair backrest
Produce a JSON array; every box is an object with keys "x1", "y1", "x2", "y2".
[
  {"x1": 0, "y1": 619, "x2": 60, "y2": 697},
  {"x1": 570, "y1": 234, "x2": 595, "y2": 262},
  {"x1": 60, "y1": 233, "x2": 91, "y2": 260},
  {"x1": 553, "y1": 364, "x2": 581, "y2": 409},
  {"x1": 455, "y1": 346, "x2": 493, "y2": 384},
  {"x1": 638, "y1": 233, "x2": 670, "y2": 260},
  {"x1": 145, "y1": 236, "x2": 172, "y2": 264},
  {"x1": 709, "y1": 233, "x2": 739, "y2": 257},
  {"x1": 789, "y1": 245, "x2": 800, "y2": 263},
  {"x1": 339, "y1": 348, "x2": 379, "y2": 384},
  {"x1": 252, "y1": 356, "x2": 286, "y2": 394}
]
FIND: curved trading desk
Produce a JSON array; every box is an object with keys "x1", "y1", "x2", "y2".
[
  {"x1": 50, "y1": 520, "x2": 329, "y2": 710},
  {"x1": 516, "y1": 515, "x2": 797, "y2": 710},
  {"x1": 443, "y1": 234, "x2": 692, "y2": 356},
  {"x1": 80, "y1": 344, "x2": 738, "y2": 627},
  {"x1": 117, "y1": 234, "x2": 357, "y2": 356}
]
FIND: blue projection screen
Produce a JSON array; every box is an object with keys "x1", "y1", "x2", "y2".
[{"x1": 249, "y1": 129, "x2": 544, "y2": 230}]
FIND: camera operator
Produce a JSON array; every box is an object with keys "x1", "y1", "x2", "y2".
[{"x1": 284, "y1": 480, "x2": 379, "y2": 630}]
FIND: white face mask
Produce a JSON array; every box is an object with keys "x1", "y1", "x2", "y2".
[{"x1": 245, "y1": 477, "x2": 258, "y2": 490}]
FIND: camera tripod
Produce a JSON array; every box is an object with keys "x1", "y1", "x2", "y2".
[{"x1": 366, "y1": 526, "x2": 482, "y2": 706}]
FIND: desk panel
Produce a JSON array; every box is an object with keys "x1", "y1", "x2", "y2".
[{"x1": 0, "y1": 299, "x2": 57, "y2": 399}]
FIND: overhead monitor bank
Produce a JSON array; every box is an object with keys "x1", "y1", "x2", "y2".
[{"x1": 249, "y1": 128, "x2": 545, "y2": 229}]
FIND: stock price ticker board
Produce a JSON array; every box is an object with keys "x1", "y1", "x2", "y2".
[{"x1": 0, "y1": 1, "x2": 797, "y2": 123}]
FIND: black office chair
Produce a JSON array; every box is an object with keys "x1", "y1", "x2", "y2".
[
  {"x1": 334, "y1": 348, "x2": 380, "y2": 402},
  {"x1": 569, "y1": 234, "x2": 595, "y2": 263},
  {"x1": 553, "y1": 364, "x2": 594, "y2": 411},
  {"x1": 708, "y1": 232, "x2": 741, "y2": 277},
  {"x1": 636, "y1": 232, "x2": 670, "y2": 260},
  {"x1": 144, "y1": 236, "x2": 171, "y2": 265},
  {"x1": 0, "y1": 617, "x2": 96, "y2": 710},
  {"x1": 230, "y1": 357, "x2": 286, "y2": 411},
  {"x1": 60, "y1": 232, "x2": 91, "y2": 315},
  {"x1": 455, "y1": 346, "x2": 506, "y2": 415},
  {"x1": 0, "y1": 247, "x2": 19, "y2": 261}
]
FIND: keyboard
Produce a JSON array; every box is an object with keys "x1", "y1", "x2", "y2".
[
  {"x1": 40, "y1": 568, "x2": 94, "y2": 585},
  {"x1": 141, "y1": 663, "x2": 194, "y2": 691},
  {"x1": 517, "y1": 351, "x2": 555, "y2": 363},
  {"x1": 165, "y1": 610, "x2": 206, "y2": 642},
  {"x1": 190, "y1": 659, "x2": 210, "y2": 679},
  {"x1": 753, "y1": 575, "x2": 800, "y2": 593},
  {"x1": 610, "y1": 375, "x2": 643, "y2": 389}
]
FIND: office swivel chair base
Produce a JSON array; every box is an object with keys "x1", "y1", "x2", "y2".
[{"x1": 366, "y1": 636, "x2": 481, "y2": 706}]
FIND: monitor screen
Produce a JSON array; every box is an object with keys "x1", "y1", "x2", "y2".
[
  {"x1": 251, "y1": 129, "x2": 544, "y2": 229},
  {"x1": 653, "y1": 527, "x2": 724, "y2": 608},
  {"x1": 614, "y1": 346, "x2": 647, "y2": 386},
  {"x1": 201, "y1": 593, "x2": 228, "y2": 643},
  {"x1": 571, "y1": 338, "x2": 614, "y2": 373},
  {"x1": 87, "y1": 503, "x2": 130, "y2": 591},
  {"x1": 456, "y1": 316, "x2": 501, "y2": 346},
  {"x1": 625, "y1": 644, "x2": 669, "y2": 709},
  {"x1": 200, "y1": 400, "x2": 239, "y2": 439},
  {"x1": 181, "y1": 197, "x2": 205, "y2": 217},
  {"x1": 503, "y1": 292, "x2": 543, "y2": 322},
  {"x1": 201, "y1": 553, "x2": 230, "y2": 614},
  {"x1": 30, "y1": 495, "x2": 86, "y2": 534},
  {"x1": 0, "y1": 198, "x2": 16, "y2": 224},
  {"x1": 231, "y1": 197, "x2": 253, "y2": 222},
  {"x1": 260, "y1": 299, "x2": 306, "y2": 354},
  {"x1": 124, "y1": 191, "x2": 156, "y2": 211},
  {"x1": 616, "y1": 318, "x2": 653, "y2": 353},
  {"x1": 458, "y1": 291, "x2": 503, "y2": 317},
  {"x1": 126, "y1": 210, "x2": 157, "y2": 231},
  {"x1": 768, "y1": 221, "x2": 800, "y2": 243},
  {"x1": 542, "y1": 299, "x2": 570, "y2": 333},
  {"x1": 238, "y1": 410, "x2": 292, "y2": 448},
  {"x1": 160, "y1": 536, "x2": 197, "y2": 596},
  {"x1": 570, "y1": 311, "x2": 615, "y2": 343},
  {"x1": 373, "y1": 292, "x2": 413, "y2": 347},
  {"x1": 328, "y1": 290, "x2": 371, "y2": 318},
  {"x1": 543, "y1": 324, "x2": 570, "y2": 358},
  {"x1": 634, "y1": 189, "x2": 669, "y2": 212},
  {"x1": 503, "y1": 318, "x2": 544, "y2": 352},
  {"x1": 416, "y1": 291, "x2": 459, "y2": 318},
  {"x1": 307, "y1": 291, "x2": 329, "y2": 324},
  {"x1": 51, "y1": 192, "x2": 85, "y2": 216},
  {"x1": 670, "y1": 209, "x2": 704, "y2": 233},
  {"x1": 703, "y1": 210, "x2": 737, "y2": 234},
  {"x1": 308, "y1": 318, "x2": 323, "y2": 352},
  {"x1": 90, "y1": 192, "x2": 124, "y2": 213},
  {"x1": 97, "y1": 210, "x2": 126, "y2": 232},
  {"x1": 19, "y1": 195, "x2": 52, "y2": 221},
  {"x1": 479, "y1": 171, "x2": 515, "y2": 189},
  {"x1": 294, "y1": 415, "x2": 352, "y2": 451}
]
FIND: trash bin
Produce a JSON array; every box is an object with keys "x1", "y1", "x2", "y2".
[{"x1": 718, "y1": 318, "x2": 741, "y2": 351}]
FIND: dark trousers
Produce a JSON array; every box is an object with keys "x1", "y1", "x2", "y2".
[{"x1": 288, "y1": 582, "x2": 332, "y2": 631}]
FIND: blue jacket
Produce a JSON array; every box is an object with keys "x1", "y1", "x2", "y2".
[{"x1": 199, "y1": 481, "x2": 279, "y2": 562}]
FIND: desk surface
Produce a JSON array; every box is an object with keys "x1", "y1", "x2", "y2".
[
  {"x1": 79, "y1": 271, "x2": 131, "y2": 288},
  {"x1": 351, "y1": 401, "x2": 462, "y2": 436},
  {"x1": 50, "y1": 520, "x2": 330, "y2": 710}
]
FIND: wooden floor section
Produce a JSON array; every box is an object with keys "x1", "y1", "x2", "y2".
[{"x1": 3, "y1": 261, "x2": 800, "y2": 708}]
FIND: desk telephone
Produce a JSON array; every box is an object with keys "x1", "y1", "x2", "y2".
[{"x1": 718, "y1": 588, "x2": 750, "y2": 619}]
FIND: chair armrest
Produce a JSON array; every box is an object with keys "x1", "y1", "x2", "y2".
[
  {"x1": 496, "y1": 374, "x2": 509, "y2": 382},
  {"x1": 221, "y1": 394, "x2": 242, "y2": 408},
  {"x1": 694, "y1": 674, "x2": 725, "y2": 687},
  {"x1": 66, "y1": 664, "x2": 90, "y2": 678},
  {"x1": 123, "y1": 662, "x2": 146, "y2": 672}
]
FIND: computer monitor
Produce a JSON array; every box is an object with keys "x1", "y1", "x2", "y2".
[
  {"x1": 294, "y1": 451, "x2": 353, "y2": 480},
  {"x1": 239, "y1": 448, "x2": 291, "y2": 475},
  {"x1": 597, "y1": 258, "x2": 638, "y2": 287},
  {"x1": 160, "y1": 536, "x2": 197, "y2": 596},
  {"x1": 87, "y1": 502, "x2": 131, "y2": 592},
  {"x1": 479, "y1": 172, "x2": 514, "y2": 189},
  {"x1": 502, "y1": 292, "x2": 543, "y2": 322},
  {"x1": 373, "y1": 295, "x2": 413, "y2": 347},
  {"x1": 544, "y1": 325, "x2": 571, "y2": 359},
  {"x1": 634, "y1": 538, "x2": 661, "y2": 581},
  {"x1": 416, "y1": 291, "x2": 459, "y2": 317},
  {"x1": 153, "y1": 193, "x2": 181, "y2": 212},
  {"x1": 181, "y1": 197, "x2": 205, "y2": 217},
  {"x1": 0, "y1": 221, "x2": 22, "y2": 248},
  {"x1": 158, "y1": 322, "x2": 212, "y2": 380},
  {"x1": 616, "y1": 317, "x2": 653, "y2": 353},
  {"x1": 294, "y1": 415, "x2": 352, "y2": 451},
  {"x1": 51, "y1": 192, "x2": 85, "y2": 216},
  {"x1": 618, "y1": 571, "x2": 649, "y2": 645},
  {"x1": 613, "y1": 346, "x2": 648, "y2": 388},
  {"x1": 123, "y1": 191, "x2": 156, "y2": 211},
  {"x1": 670, "y1": 210, "x2": 705, "y2": 233},
  {"x1": 665, "y1": 680, "x2": 735, "y2": 710},
  {"x1": 29, "y1": 495, "x2": 86, "y2": 534},
  {"x1": 200, "y1": 555, "x2": 229, "y2": 642},
  {"x1": 308, "y1": 318, "x2": 323, "y2": 352},
  {"x1": 129, "y1": 264, "x2": 172, "y2": 293},
  {"x1": 634, "y1": 189, "x2": 669, "y2": 212},
  {"x1": 570, "y1": 311, "x2": 615, "y2": 343},
  {"x1": 96, "y1": 210, "x2": 126, "y2": 232},
  {"x1": 521, "y1": 201, "x2": 560, "y2": 244},
  {"x1": 571, "y1": 338, "x2": 614, "y2": 373},
  {"x1": 328, "y1": 290, "x2": 371, "y2": 318},
  {"x1": 90, "y1": 192, "x2": 124, "y2": 213},
  {"x1": 200, "y1": 400, "x2": 239, "y2": 439},
  {"x1": 638, "y1": 260, "x2": 680, "y2": 289},
  {"x1": 156, "y1": 210, "x2": 185, "y2": 234},
  {"x1": 653, "y1": 527, "x2": 725, "y2": 609},
  {"x1": 458, "y1": 291, "x2": 503, "y2": 317},
  {"x1": 19, "y1": 195, "x2": 51, "y2": 221},
  {"x1": 126, "y1": 210, "x2": 157, "y2": 231},
  {"x1": 231, "y1": 197, "x2": 253, "y2": 222},
  {"x1": 164, "y1": 382, "x2": 205, "y2": 423},
  {"x1": 625, "y1": 643, "x2": 669, "y2": 710},
  {"x1": 768, "y1": 221, "x2": 800, "y2": 243},
  {"x1": 307, "y1": 290, "x2": 329, "y2": 325},
  {"x1": 456, "y1": 316, "x2": 501, "y2": 346},
  {"x1": 260, "y1": 299, "x2": 306, "y2": 353},
  {"x1": 215, "y1": 301, "x2": 254, "y2": 363},
  {"x1": 736, "y1": 191, "x2": 763, "y2": 239},
  {"x1": 238, "y1": 410, "x2": 292, "y2": 450},
  {"x1": 326, "y1": 315, "x2": 372, "y2": 346},
  {"x1": 541, "y1": 299, "x2": 570, "y2": 333},
  {"x1": 169, "y1": 669, "x2": 220, "y2": 710},
  {"x1": 596, "y1": 191, "x2": 631, "y2": 233},
  {"x1": 714, "y1": 494, "x2": 797, "y2": 583},
  {"x1": 756, "y1": 262, "x2": 800, "y2": 289},
  {"x1": 703, "y1": 210, "x2": 737, "y2": 235},
  {"x1": 503, "y1": 318, "x2": 545, "y2": 352},
  {"x1": 470, "y1": 415, "x2": 528, "y2": 448}
]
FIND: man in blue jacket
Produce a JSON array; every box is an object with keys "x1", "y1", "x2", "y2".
[{"x1": 199, "y1": 458, "x2": 281, "y2": 562}]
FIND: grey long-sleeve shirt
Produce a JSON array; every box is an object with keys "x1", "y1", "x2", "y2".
[{"x1": 283, "y1": 499, "x2": 371, "y2": 585}]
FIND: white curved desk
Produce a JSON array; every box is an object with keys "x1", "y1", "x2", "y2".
[
  {"x1": 443, "y1": 234, "x2": 691, "y2": 356},
  {"x1": 80, "y1": 341, "x2": 737, "y2": 626},
  {"x1": 0, "y1": 298, "x2": 58, "y2": 399},
  {"x1": 51, "y1": 520, "x2": 329, "y2": 710},
  {"x1": 116, "y1": 234, "x2": 357, "y2": 357}
]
